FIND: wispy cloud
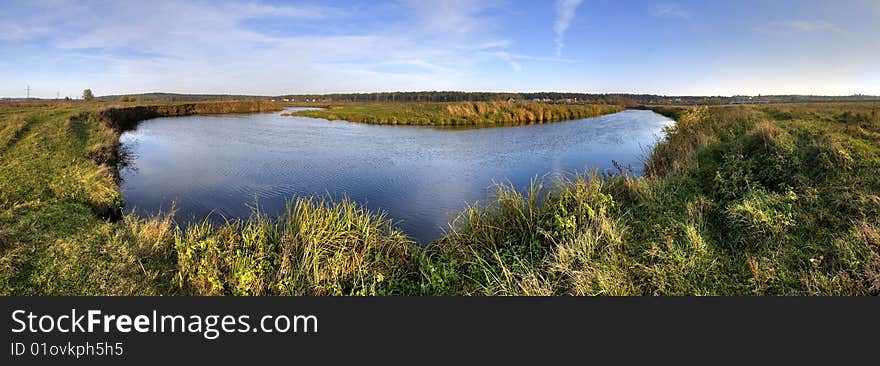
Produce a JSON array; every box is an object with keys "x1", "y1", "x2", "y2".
[
  {"x1": 399, "y1": 0, "x2": 504, "y2": 37},
  {"x1": 494, "y1": 51, "x2": 522, "y2": 72},
  {"x1": 3, "y1": 0, "x2": 874, "y2": 97},
  {"x1": 0, "y1": 0, "x2": 527, "y2": 96},
  {"x1": 229, "y1": 2, "x2": 337, "y2": 18},
  {"x1": 759, "y1": 20, "x2": 842, "y2": 33},
  {"x1": 0, "y1": 24, "x2": 50, "y2": 41},
  {"x1": 491, "y1": 50, "x2": 582, "y2": 73},
  {"x1": 553, "y1": 0, "x2": 584, "y2": 57},
  {"x1": 652, "y1": 2, "x2": 689, "y2": 19}
]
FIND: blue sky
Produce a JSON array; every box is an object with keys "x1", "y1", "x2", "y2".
[{"x1": 1, "y1": 0, "x2": 878, "y2": 98}]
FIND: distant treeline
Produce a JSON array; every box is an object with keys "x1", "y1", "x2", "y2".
[
  {"x1": 94, "y1": 93, "x2": 268, "y2": 102},
  {"x1": 283, "y1": 92, "x2": 640, "y2": 104},
  {"x1": 33, "y1": 91, "x2": 880, "y2": 106},
  {"x1": 280, "y1": 92, "x2": 880, "y2": 106}
]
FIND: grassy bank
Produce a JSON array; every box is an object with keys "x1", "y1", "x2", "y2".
[
  {"x1": 0, "y1": 100, "x2": 279, "y2": 295},
  {"x1": 2, "y1": 101, "x2": 878, "y2": 295},
  {"x1": 427, "y1": 103, "x2": 880, "y2": 295},
  {"x1": 291, "y1": 102, "x2": 624, "y2": 126}
]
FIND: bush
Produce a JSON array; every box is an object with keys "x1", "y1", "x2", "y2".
[
  {"x1": 711, "y1": 121, "x2": 799, "y2": 202},
  {"x1": 736, "y1": 121, "x2": 799, "y2": 189},
  {"x1": 724, "y1": 189, "x2": 797, "y2": 248}
]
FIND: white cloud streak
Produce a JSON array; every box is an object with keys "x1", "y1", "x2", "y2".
[
  {"x1": 399, "y1": 0, "x2": 502, "y2": 37},
  {"x1": 652, "y1": 2, "x2": 689, "y2": 19},
  {"x1": 553, "y1": 0, "x2": 584, "y2": 57},
  {"x1": 759, "y1": 20, "x2": 842, "y2": 33},
  {"x1": 0, "y1": 0, "x2": 541, "y2": 96},
  {"x1": 494, "y1": 51, "x2": 522, "y2": 72}
]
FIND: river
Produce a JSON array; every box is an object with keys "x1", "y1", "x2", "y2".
[{"x1": 119, "y1": 108, "x2": 674, "y2": 243}]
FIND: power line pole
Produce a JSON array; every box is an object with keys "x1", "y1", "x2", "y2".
[{"x1": 26, "y1": 85, "x2": 31, "y2": 99}]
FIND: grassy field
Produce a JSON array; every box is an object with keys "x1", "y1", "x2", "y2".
[
  {"x1": 1, "y1": 100, "x2": 878, "y2": 295},
  {"x1": 0, "y1": 100, "x2": 279, "y2": 295},
  {"x1": 291, "y1": 101, "x2": 624, "y2": 126}
]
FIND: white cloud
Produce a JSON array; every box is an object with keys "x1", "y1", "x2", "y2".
[
  {"x1": 0, "y1": 24, "x2": 50, "y2": 41},
  {"x1": 553, "y1": 0, "x2": 584, "y2": 57},
  {"x1": 494, "y1": 51, "x2": 522, "y2": 72},
  {"x1": 0, "y1": 0, "x2": 529, "y2": 96},
  {"x1": 492, "y1": 51, "x2": 579, "y2": 72},
  {"x1": 760, "y1": 20, "x2": 842, "y2": 33},
  {"x1": 230, "y1": 2, "x2": 336, "y2": 18},
  {"x1": 652, "y1": 2, "x2": 689, "y2": 19},
  {"x1": 399, "y1": 0, "x2": 503, "y2": 37}
]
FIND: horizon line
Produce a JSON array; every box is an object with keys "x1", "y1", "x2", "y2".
[{"x1": 5, "y1": 91, "x2": 880, "y2": 99}]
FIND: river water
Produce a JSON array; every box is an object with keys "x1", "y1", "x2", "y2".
[{"x1": 119, "y1": 108, "x2": 674, "y2": 243}]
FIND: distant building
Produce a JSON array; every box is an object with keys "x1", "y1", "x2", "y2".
[{"x1": 730, "y1": 100, "x2": 770, "y2": 105}]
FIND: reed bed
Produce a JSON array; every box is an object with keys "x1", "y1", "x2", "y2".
[{"x1": 293, "y1": 102, "x2": 623, "y2": 126}]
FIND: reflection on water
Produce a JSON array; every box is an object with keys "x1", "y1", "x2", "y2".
[{"x1": 119, "y1": 108, "x2": 674, "y2": 243}]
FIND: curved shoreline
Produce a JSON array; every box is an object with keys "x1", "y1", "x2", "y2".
[
  {"x1": 291, "y1": 102, "x2": 624, "y2": 127},
  {"x1": 80, "y1": 101, "x2": 281, "y2": 218}
]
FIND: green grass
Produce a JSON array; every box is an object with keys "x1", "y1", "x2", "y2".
[
  {"x1": 0, "y1": 100, "x2": 279, "y2": 295},
  {"x1": 292, "y1": 101, "x2": 624, "y2": 126},
  {"x1": 174, "y1": 197, "x2": 418, "y2": 296},
  {"x1": 1, "y1": 100, "x2": 878, "y2": 295},
  {"x1": 418, "y1": 103, "x2": 879, "y2": 295}
]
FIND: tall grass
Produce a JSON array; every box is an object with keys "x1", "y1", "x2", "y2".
[
  {"x1": 421, "y1": 103, "x2": 880, "y2": 295},
  {"x1": 0, "y1": 115, "x2": 30, "y2": 155},
  {"x1": 293, "y1": 102, "x2": 624, "y2": 126},
  {"x1": 174, "y1": 197, "x2": 418, "y2": 296}
]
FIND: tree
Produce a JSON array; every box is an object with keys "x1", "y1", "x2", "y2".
[{"x1": 83, "y1": 89, "x2": 94, "y2": 101}]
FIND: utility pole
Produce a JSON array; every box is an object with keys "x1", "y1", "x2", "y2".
[{"x1": 26, "y1": 85, "x2": 31, "y2": 99}]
